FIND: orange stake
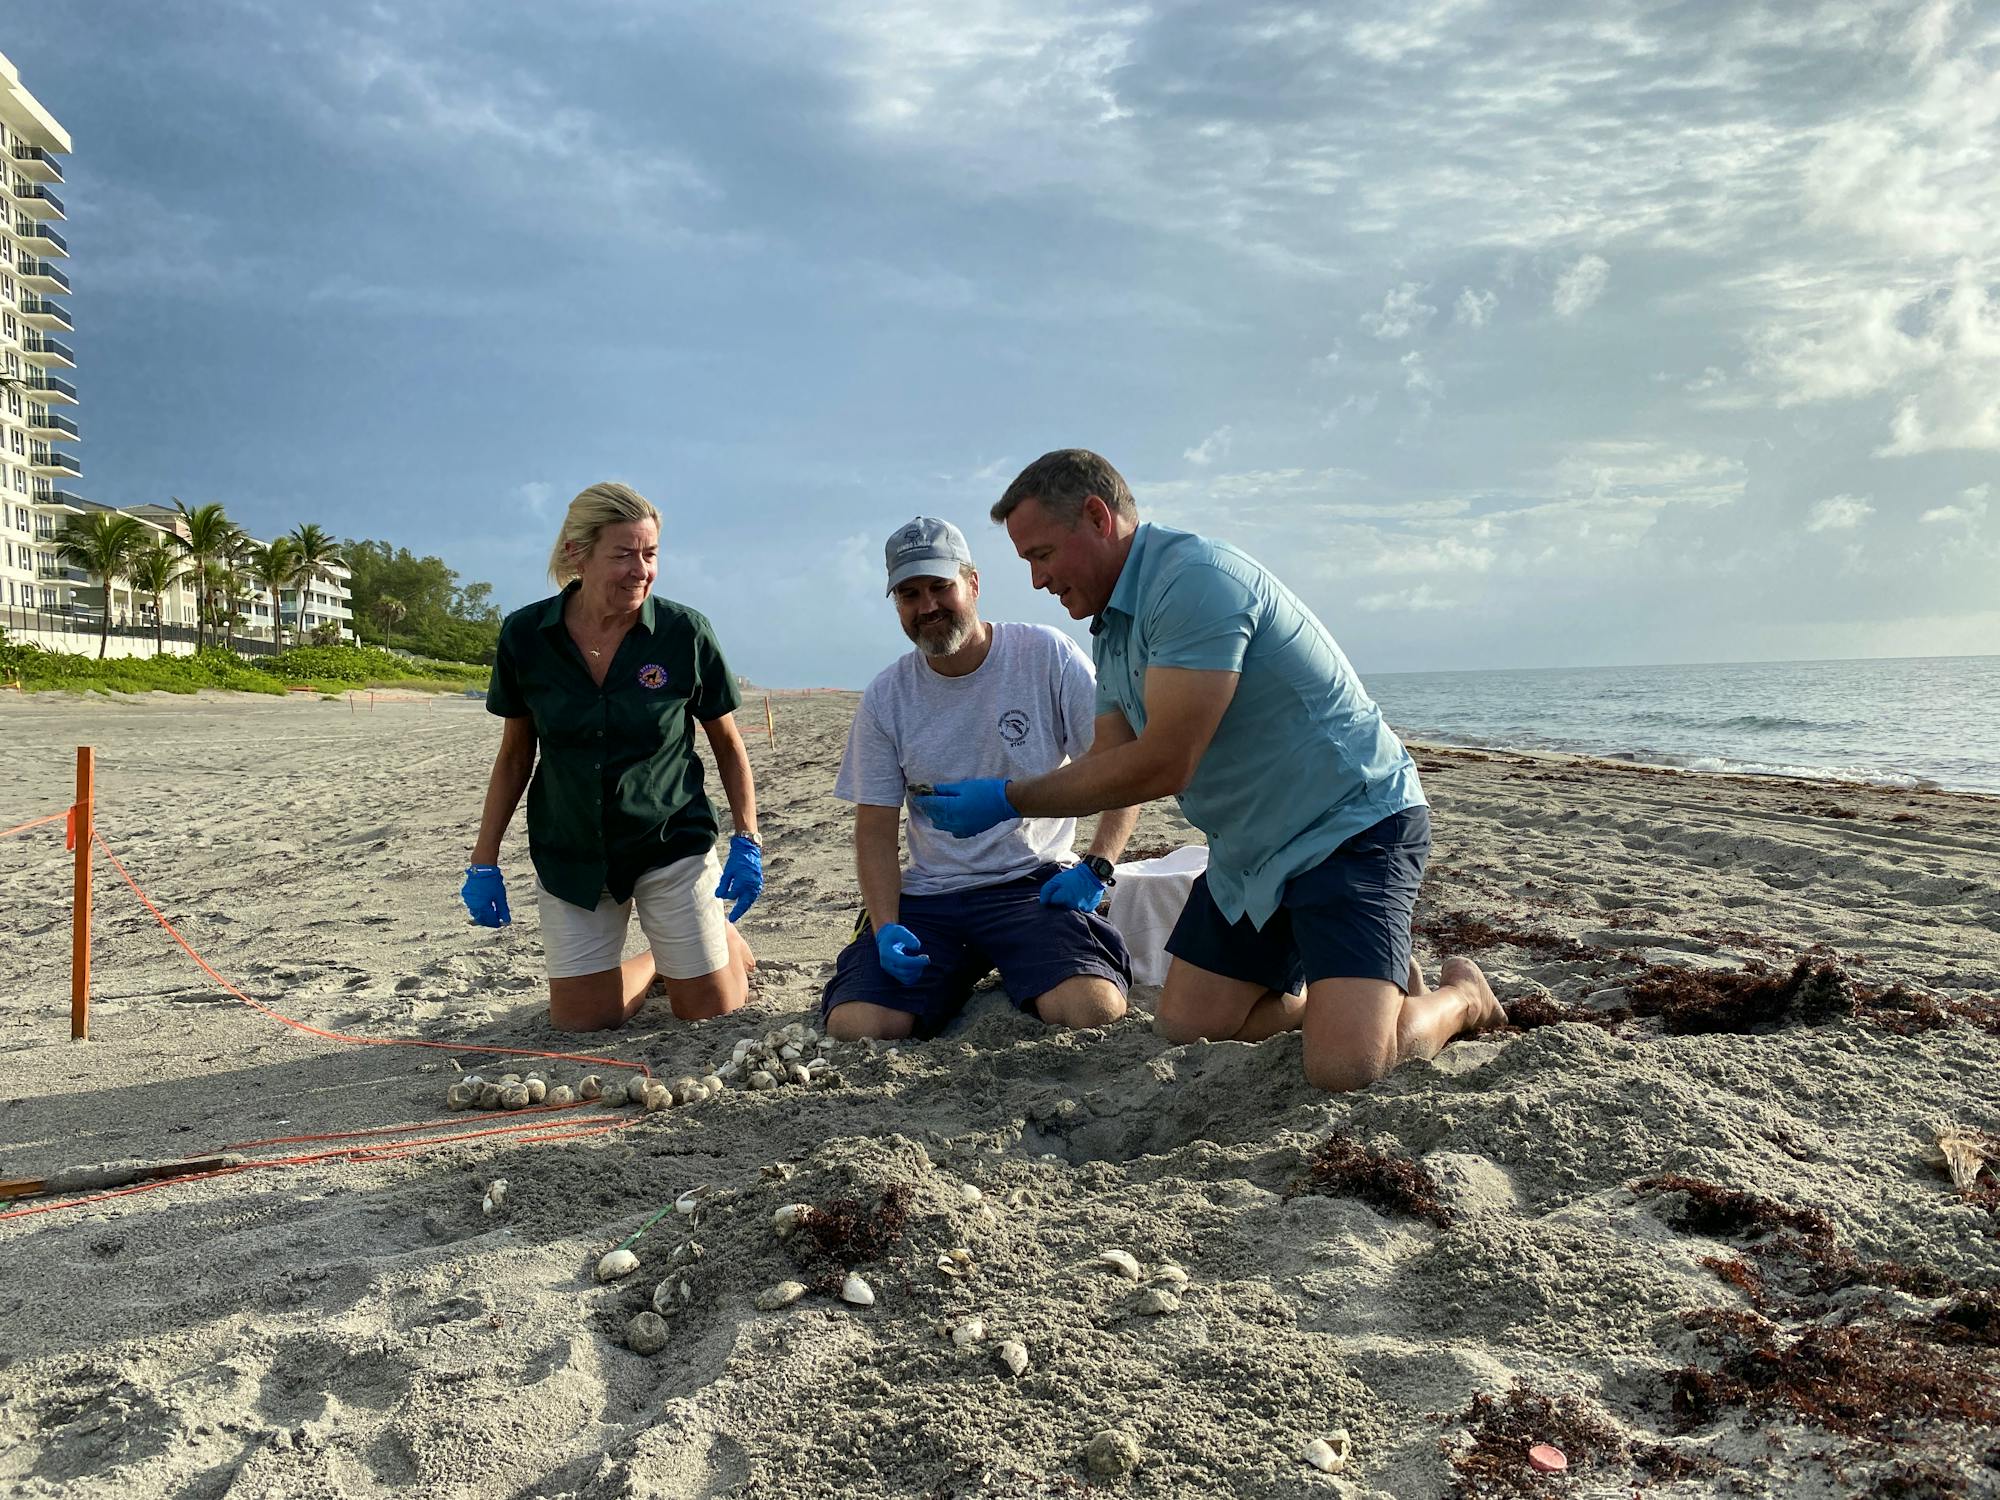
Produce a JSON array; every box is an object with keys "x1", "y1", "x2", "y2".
[
  {"x1": 71, "y1": 745, "x2": 93, "y2": 1041},
  {"x1": 764, "y1": 694, "x2": 775, "y2": 747}
]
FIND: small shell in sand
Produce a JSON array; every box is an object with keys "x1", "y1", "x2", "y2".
[
  {"x1": 651, "y1": 1280, "x2": 678, "y2": 1316},
  {"x1": 578, "y1": 1075, "x2": 603, "y2": 1100},
  {"x1": 1304, "y1": 1430, "x2": 1351, "y2": 1474},
  {"x1": 481, "y1": 1179, "x2": 508, "y2": 1216},
  {"x1": 499, "y1": 1084, "x2": 532, "y2": 1110},
  {"x1": 1150, "y1": 1262, "x2": 1190, "y2": 1290},
  {"x1": 1099, "y1": 1249, "x2": 1141, "y2": 1281},
  {"x1": 1937, "y1": 1129, "x2": 1993, "y2": 1191},
  {"x1": 675, "y1": 1190, "x2": 702, "y2": 1216},
  {"x1": 936, "y1": 1247, "x2": 974, "y2": 1278},
  {"x1": 444, "y1": 1084, "x2": 475, "y2": 1110},
  {"x1": 772, "y1": 1203, "x2": 810, "y2": 1238},
  {"x1": 547, "y1": 1084, "x2": 575, "y2": 1106},
  {"x1": 626, "y1": 1311, "x2": 669, "y2": 1355},
  {"x1": 755, "y1": 1280, "x2": 807, "y2": 1311},
  {"x1": 949, "y1": 1316, "x2": 985, "y2": 1348},
  {"x1": 996, "y1": 1339, "x2": 1029, "y2": 1377},
  {"x1": 959, "y1": 1183, "x2": 983, "y2": 1206},
  {"x1": 840, "y1": 1273, "x2": 875, "y2": 1307},
  {"x1": 1132, "y1": 1287, "x2": 1181, "y2": 1316},
  {"x1": 595, "y1": 1248, "x2": 639, "y2": 1282}
]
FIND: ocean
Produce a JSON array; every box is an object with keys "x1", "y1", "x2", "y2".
[{"x1": 1365, "y1": 654, "x2": 2000, "y2": 796}]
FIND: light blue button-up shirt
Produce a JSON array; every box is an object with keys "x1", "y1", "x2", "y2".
[{"x1": 1091, "y1": 523, "x2": 1425, "y2": 929}]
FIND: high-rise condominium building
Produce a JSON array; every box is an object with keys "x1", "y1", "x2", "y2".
[{"x1": 0, "y1": 50, "x2": 93, "y2": 623}]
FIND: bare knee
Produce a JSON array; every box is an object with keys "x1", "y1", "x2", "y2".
[
  {"x1": 1152, "y1": 1003, "x2": 1213, "y2": 1045},
  {"x1": 548, "y1": 973, "x2": 629, "y2": 1032},
  {"x1": 824, "y1": 1002, "x2": 915, "y2": 1041},
  {"x1": 1036, "y1": 977, "x2": 1126, "y2": 1030},
  {"x1": 1296, "y1": 1048, "x2": 1392, "y2": 1096},
  {"x1": 665, "y1": 968, "x2": 748, "y2": 1022}
]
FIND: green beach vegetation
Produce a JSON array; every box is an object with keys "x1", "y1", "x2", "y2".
[{"x1": 0, "y1": 637, "x2": 489, "y2": 697}]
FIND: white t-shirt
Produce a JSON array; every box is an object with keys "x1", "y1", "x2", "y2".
[{"x1": 834, "y1": 622, "x2": 1099, "y2": 895}]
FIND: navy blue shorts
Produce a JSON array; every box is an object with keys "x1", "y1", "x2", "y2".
[
  {"x1": 1165, "y1": 806, "x2": 1430, "y2": 995},
  {"x1": 820, "y1": 864, "x2": 1132, "y2": 1038}
]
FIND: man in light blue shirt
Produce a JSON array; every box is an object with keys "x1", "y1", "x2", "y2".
[{"x1": 914, "y1": 449, "x2": 1506, "y2": 1092}]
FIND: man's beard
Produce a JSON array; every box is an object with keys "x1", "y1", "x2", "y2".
[{"x1": 908, "y1": 608, "x2": 975, "y2": 658}]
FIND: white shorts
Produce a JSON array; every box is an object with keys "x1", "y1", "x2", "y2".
[{"x1": 537, "y1": 850, "x2": 732, "y2": 982}]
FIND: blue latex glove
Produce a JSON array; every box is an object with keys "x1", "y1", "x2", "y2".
[
  {"x1": 874, "y1": 923, "x2": 931, "y2": 985},
  {"x1": 1038, "y1": 860, "x2": 1106, "y2": 913},
  {"x1": 912, "y1": 778, "x2": 1017, "y2": 839},
  {"x1": 461, "y1": 864, "x2": 511, "y2": 927},
  {"x1": 714, "y1": 834, "x2": 764, "y2": 922}
]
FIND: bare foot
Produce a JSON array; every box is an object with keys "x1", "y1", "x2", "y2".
[{"x1": 1440, "y1": 956, "x2": 1507, "y2": 1031}]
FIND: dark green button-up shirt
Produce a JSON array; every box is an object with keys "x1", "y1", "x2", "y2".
[{"x1": 487, "y1": 585, "x2": 742, "y2": 910}]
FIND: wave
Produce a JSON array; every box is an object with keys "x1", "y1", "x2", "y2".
[
  {"x1": 1621, "y1": 710, "x2": 1857, "y2": 734},
  {"x1": 1405, "y1": 729, "x2": 1980, "y2": 793}
]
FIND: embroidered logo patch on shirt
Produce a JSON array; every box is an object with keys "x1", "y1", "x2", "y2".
[{"x1": 637, "y1": 663, "x2": 668, "y2": 690}]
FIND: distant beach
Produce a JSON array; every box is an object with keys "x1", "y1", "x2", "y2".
[{"x1": 1, "y1": 692, "x2": 1996, "y2": 1498}]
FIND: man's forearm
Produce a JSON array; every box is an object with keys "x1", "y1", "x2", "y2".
[
  {"x1": 1008, "y1": 737, "x2": 1181, "y2": 820},
  {"x1": 855, "y1": 819, "x2": 903, "y2": 933},
  {"x1": 1085, "y1": 803, "x2": 1141, "y2": 864}
]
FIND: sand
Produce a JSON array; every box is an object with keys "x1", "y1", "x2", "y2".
[{"x1": 1, "y1": 690, "x2": 1997, "y2": 1499}]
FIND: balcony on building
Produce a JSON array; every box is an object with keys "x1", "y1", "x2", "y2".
[
  {"x1": 18, "y1": 258, "x2": 68, "y2": 293},
  {"x1": 17, "y1": 296, "x2": 71, "y2": 330},
  {"x1": 22, "y1": 334, "x2": 74, "y2": 368},
  {"x1": 27, "y1": 409, "x2": 78, "y2": 440},
  {"x1": 24, "y1": 372, "x2": 76, "y2": 403},
  {"x1": 28, "y1": 448, "x2": 81, "y2": 478},
  {"x1": 35, "y1": 560, "x2": 86, "y2": 583},
  {"x1": 11, "y1": 145, "x2": 63, "y2": 183},
  {"x1": 20, "y1": 222, "x2": 65, "y2": 257},
  {"x1": 11, "y1": 183, "x2": 63, "y2": 219},
  {"x1": 39, "y1": 489, "x2": 89, "y2": 515}
]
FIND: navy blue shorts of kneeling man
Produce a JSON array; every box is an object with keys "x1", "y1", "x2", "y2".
[
  {"x1": 1165, "y1": 806, "x2": 1431, "y2": 997},
  {"x1": 821, "y1": 864, "x2": 1133, "y2": 1038}
]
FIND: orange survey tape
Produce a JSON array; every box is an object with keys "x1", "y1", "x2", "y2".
[{"x1": 0, "y1": 809, "x2": 67, "y2": 841}]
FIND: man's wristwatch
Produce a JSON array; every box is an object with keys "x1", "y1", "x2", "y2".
[{"x1": 1081, "y1": 854, "x2": 1116, "y2": 887}]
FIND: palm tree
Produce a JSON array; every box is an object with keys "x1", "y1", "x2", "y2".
[
  {"x1": 125, "y1": 539, "x2": 185, "y2": 657},
  {"x1": 56, "y1": 512, "x2": 146, "y2": 659},
  {"x1": 245, "y1": 538, "x2": 300, "y2": 650},
  {"x1": 170, "y1": 499, "x2": 238, "y2": 651},
  {"x1": 372, "y1": 594, "x2": 407, "y2": 645},
  {"x1": 216, "y1": 531, "x2": 254, "y2": 649},
  {"x1": 288, "y1": 523, "x2": 344, "y2": 644}
]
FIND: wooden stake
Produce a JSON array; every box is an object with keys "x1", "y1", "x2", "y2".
[
  {"x1": 764, "y1": 694, "x2": 775, "y2": 747},
  {"x1": 71, "y1": 745, "x2": 93, "y2": 1042}
]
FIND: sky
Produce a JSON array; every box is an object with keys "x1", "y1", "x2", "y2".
[{"x1": 20, "y1": 0, "x2": 2000, "y2": 686}]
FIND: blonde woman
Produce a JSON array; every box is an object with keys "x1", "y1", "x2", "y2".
[{"x1": 464, "y1": 482, "x2": 761, "y2": 1030}]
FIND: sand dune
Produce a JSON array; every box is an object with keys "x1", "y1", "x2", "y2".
[{"x1": 1, "y1": 691, "x2": 1996, "y2": 1498}]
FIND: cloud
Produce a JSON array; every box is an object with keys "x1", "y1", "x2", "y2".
[
  {"x1": 1454, "y1": 287, "x2": 1497, "y2": 327},
  {"x1": 1356, "y1": 584, "x2": 1454, "y2": 612},
  {"x1": 1551, "y1": 254, "x2": 1609, "y2": 318},
  {"x1": 1363, "y1": 282, "x2": 1437, "y2": 340},
  {"x1": 1183, "y1": 426, "x2": 1235, "y2": 465},
  {"x1": 1921, "y1": 482, "x2": 1990, "y2": 525},
  {"x1": 1401, "y1": 351, "x2": 1443, "y2": 400},
  {"x1": 1806, "y1": 494, "x2": 1874, "y2": 532}
]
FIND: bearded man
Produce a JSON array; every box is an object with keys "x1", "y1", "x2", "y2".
[{"x1": 819, "y1": 516, "x2": 1138, "y2": 1040}]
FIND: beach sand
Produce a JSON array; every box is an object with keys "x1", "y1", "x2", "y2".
[{"x1": 1, "y1": 691, "x2": 1997, "y2": 1498}]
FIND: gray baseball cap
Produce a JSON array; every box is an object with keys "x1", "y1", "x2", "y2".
[{"x1": 884, "y1": 516, "x2": 973, "y2": 593}]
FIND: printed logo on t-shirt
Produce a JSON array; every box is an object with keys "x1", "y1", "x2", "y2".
[
  {"x1": 637, "y1": 663, "x2": 668, "y2": 690},
  {"x1": 997, "y1": 708, "x2": 1030, "y2": 745}
]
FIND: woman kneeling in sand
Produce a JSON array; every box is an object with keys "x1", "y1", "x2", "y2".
[{"x1": 462, "y1": 482, "x2": 761, "y2": 1031}]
